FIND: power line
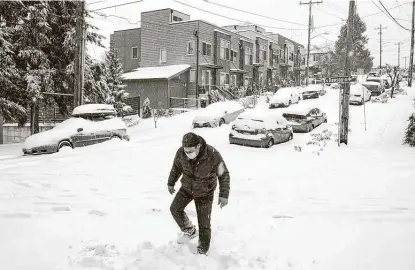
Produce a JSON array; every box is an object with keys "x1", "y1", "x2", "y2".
[
  {"x1": 200, "y1": 0, "x2": 307, "y2": 26},
  {"x1": 315, "y1": 6, "x2": 344, "y2": 19},
  {"x1": 360, "y1": 1, "x2": 411, "y2": 19},
  {"x1": 378, "y1": 0, "x2": 411, "y2": 31},
  {"x1": 173, "y1": 0, "x2": 308, "y2": 31},
  {"x1": 325, "y1": 1, "x2": 346, "y2": 14},
  {"x1": 90, "y1": 0, "x2": 144, "y2": 12}
]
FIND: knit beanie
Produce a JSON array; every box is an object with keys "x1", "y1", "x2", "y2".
[{"x1": 182, "y1": 132, "x2": 200, "y2": 147}]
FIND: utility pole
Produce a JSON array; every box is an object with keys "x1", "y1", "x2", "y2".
[
  {"x1": 395, "y1": 42, "x2": 402, "y2": 68},
  {"x1": 340, "y1": 0, "x2": 355, "y2": 145},
  {"x1": 194, "y1": 22, "x2": 200, "y2": 109},
  {"x1": 300, "y1": 0, "x2": 323, "y2": 86},
  {"x1": 74, "y1": 0, "x2": 86, "y2": 108},
  {"x1": 375, "y1": 24, "x2": 387, "y2": 69},
  {"x1": 409, "y1": 0, "x2": 415, "y2": 87},
  {"x1": 403, "y1": 56, "x2": 408, "y2": 69}
]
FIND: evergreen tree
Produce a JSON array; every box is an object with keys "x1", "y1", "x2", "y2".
[
  {"x1": 104, "y1": 48, "x2": 129, "y2": 116},
  {"x1": 332, "y1": 12, "x2": 373, "y2": 75},
  {"x1": 403, "y1": 113, "x2": 415, "y2": 147},
  {"x1": 84, "y1": 57, "x2": 109, "y2": 104},
  {"x1": 142, "y1": 98, "x2": 152, "y2": 118}
]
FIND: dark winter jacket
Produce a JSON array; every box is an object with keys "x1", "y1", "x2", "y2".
[{"x1": 167, "y1": 136, "x2": 230, "y2": 199}]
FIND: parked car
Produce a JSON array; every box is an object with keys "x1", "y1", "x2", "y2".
[
  {"x1": 269, "y1": 88, "x2": 301, "y2": 108},
  {"x1": 362, "y1": 80, "x2": 384, "y2": 96},
  {"x1": 349, "y1": 83, "x2": 372, "y2": 105},
  {"x1": 380, "y1": 75, "x2": 391, "y2": 88},
  {"x1": 229, "y1": 110, "x2": 293, "y2": 148},
  {"x1": 282, "y1": 106, "x2": 327, "y2": 133},
  {"x1": 22, "y1": 104, "x2": 130, "y2": 155},
  {"x1": 330, "y1": 83, "x2": 341, "y2": 89},
  {"x1": 365, "y1": 77, "x2": 386, "y2": 91},
  {"x1": 192, "y1": 101, "x2": 244, "y2": 128},
  {"x1": 298, "y1": 84, "x2": 321, "y2": 99}
]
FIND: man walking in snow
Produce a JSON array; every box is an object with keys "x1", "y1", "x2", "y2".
[{"x1": 168, "y1": 132, "x2": 230, "y2": 255}]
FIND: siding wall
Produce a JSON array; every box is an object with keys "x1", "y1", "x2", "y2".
[
  {"x1": 123, "y1": 79, "x2": 169, "y2": 109},
  {"x1": 110, "y1": 28, "x2": 141, "y2": 72}
]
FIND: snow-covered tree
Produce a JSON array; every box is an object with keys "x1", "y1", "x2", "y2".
[
  {"x1": 142, "y1": 98, "x2": 152, "y2": 118},
  {"x1": 84, "y1": 57, "x2": 109, "y2": 103},
  {"x1": 403, "y1": 113, "x2": 415, "y2": 147},
  {"x1": 104, "y1": 47, "x2": 129, "y2": 116}
]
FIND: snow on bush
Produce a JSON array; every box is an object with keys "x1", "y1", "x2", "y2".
[
  {"x1": 153, "y1": 108, "x2": 173, "y2": 128},
  {"x1": 371, "y1": 93, "x2": 389, "y2": 103},
  {"x1": 142, "y1": 98, "x2": 152, "y2": 119},
  {"x1": 403, "y1": 113, "x2": 415, "y2": 147}
]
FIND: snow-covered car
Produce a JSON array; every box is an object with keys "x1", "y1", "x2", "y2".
[
  {"x1": 349, "y1": 84, "x2": 372, "y2": 105},
  {"x1": 229, "y1": 110, "x2": 293, "y2": 148},
  {"x1": 192, "y1": 101, "x2": 245, "y2": 128},
  {"x1": 269, "y1": 87, "x2": 301, "y2": 108},
  {"x1": 297, "y1": 84, "x2": 321, "y2": 99},
  {"x1": 365, "y1": 77, "x2": 386, "y2": 92},
  {"x1": 362, "y1": 80, "x2": 384, "y2": 96},
  {"x1": 22, "y1": 104, "x2": 130, "y2": 155},
  {"x1": 282, "y1": 106, "x2": 327, "y2": 133},
  {"x1": 330, "y1": 83, "x2": 341, "y2": 89}
]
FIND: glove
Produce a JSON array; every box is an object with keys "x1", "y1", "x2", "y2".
[
  {"x1": 218, "y1": 197, "x2": 228, "y2": 208},
  {"x1": 168, "y1": 185, "x2": 176, "y2": 195}
]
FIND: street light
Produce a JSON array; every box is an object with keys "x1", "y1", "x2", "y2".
[{"x1": 311, "y1": 32, "x2": 329, "y2": 40}]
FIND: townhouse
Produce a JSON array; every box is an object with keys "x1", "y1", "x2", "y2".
[
  {"x1": 110, "y1": 8, "x2": 305, "y2": 110},
  {"x1": 309, "y1": 47, "x2": 335, "y2": 77}
]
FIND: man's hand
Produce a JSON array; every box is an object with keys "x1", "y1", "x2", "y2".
[
  {"x1": 218, "y1": 197, "x2": 228, "y2": 208},
  {"x1": 168, "y1": 185, "x2": 176, "y2": 195}
]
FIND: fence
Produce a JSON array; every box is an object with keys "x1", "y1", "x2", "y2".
[{"x1": 169, "y1": 97, "x2": 198, "y2": 109}]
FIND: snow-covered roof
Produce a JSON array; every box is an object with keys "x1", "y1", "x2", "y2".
[
  {"x1": 122, "y1": 64, "x2": 191, "y2": 80},
  {"x1": 72, "y1": 104, "x2": 116, "y2": 116}
]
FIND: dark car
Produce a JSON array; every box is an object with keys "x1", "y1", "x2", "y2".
[
  {"x1": 282, "y1": 106, "x2": 327, "y2": 133},
  {"x1": 298, "y1": 84, "x2": 321, "y2": 99}
]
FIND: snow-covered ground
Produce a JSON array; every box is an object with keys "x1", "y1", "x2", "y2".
[{"x1": 1, "y1": 87, "x2": 415, "y2": 270}]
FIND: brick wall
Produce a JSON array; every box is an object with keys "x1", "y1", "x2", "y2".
[{"x1": 110, "y1": 28, "x2": 141, "y2": 72}]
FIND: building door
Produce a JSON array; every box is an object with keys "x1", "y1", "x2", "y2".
[{"x1": 202, "y1": 70, "x2": 212, "y2": 91}]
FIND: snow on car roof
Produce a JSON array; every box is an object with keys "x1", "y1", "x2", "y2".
[
  {"x1": 366, "y1": 77, "x2": 382, "y2": 81},
  {"x1": 237, "y1": 109, "x2": 285, "y2": 121},
  {"x1": 196, "y1": 101, "x2": 243, "y2": 117},
  {"x1": 363, "y1": 81, "x2": 380, "y2": 86},
  {"x1": 282, "y1": 104, "x2": 316, "y2": 116},
  {"x1": 72, "y1": 104, "x2": 116, "y2": 115}
]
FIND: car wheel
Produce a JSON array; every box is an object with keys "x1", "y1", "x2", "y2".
[
  {"x1": 307, "y1": 125, "x2": 312, "y2": 133},
  {"x1": 289, "y1": 133, "x2": 293, "y2": 140},
  {"x1": 111, "y1": 135, "x2": 122, "y2": 140},
  {"x1": 324, "y1": 118, "x2": 328, "y2": 123},
  {"x1": 265, "y1": 138, "x2": 274, "y2": 148},
  {"x1": 58, "y1": 140, "x2": 72, "y2": 151},
  {"x1": 219, "y1": 118, "x2": 225, "y2": 126}
]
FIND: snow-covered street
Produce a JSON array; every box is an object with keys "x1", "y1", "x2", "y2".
[{"x1": 1, "y1": 88, "x2": 415, "y2": 270}]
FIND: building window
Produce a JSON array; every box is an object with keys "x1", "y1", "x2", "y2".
[
  {"x1": 230, "y1": 74, "x2": 237, "y2": 87},
  {"x1": 259, "y1": 44, "x2": 266, "y2": 61},
  {"x1": 132, "y1": 47, "x2": 138, "y2": 59},
  {"x1": 273, "y1": 53, "x2": 278, "y2": 65},
  {"x1": 173, "y1": 15, "x2": 182, "y2": 22},
  {"x1": 313, "y1": 54, "x2": 320, "y2": 61},
  {"x1": 220, "y1": 72, "x2": 230, "y2": 87},
  {"x1": 245, "y1": 46, "x2": 253, "y2": 65},
  {"x1": 259, "y1": 71, "x2": 263, "y2": 84},
  {"x1": 202, "y1": 42, "x2": 212, "y2": 56},
  {"x1": 289, "y1": 52, "x2": 294, "y2": 61},
  {"x1": 187, "y1": 41, "x2": 195, "y2": 55},
  {"x1": 231, "y1": 50, "x2": 237, "y2": 63},
  {"x1": 220, "y1": 39, "x2": 230, "y2": 60},
  {"x1": 190, "y1": 69, "x2": 196, "y2": 82},
  {"x1": 160, "y1": 48, "x2": 167, "y2": 63}
]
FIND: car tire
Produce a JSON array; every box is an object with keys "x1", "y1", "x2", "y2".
[
  {"x1": 289, "y1": 133, "x2": 293, "y2": 140},
  {"x1": 58, "y1": 140, "x2": 72, "y2": 151},
  {"x1": 306, "y1": 125, "x2": 312, "y2": 133},
  {"x1": 111, "y1": 135, "x2": 122, "y2": 140},
  {"x1": 219, "y1": 118, "x2": 225, "y2": 126},
  {"x1": 324, "y1": 118, "x2": 328, "y2": 123},
  {"x1": 265, "y1": 138, "x2": 274, "y2": 148}
]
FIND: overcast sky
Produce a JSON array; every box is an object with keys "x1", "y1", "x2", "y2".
[{"x1": 86, "y1": 0, "x2": 413, "y2": 68}]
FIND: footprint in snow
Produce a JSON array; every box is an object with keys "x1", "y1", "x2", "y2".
[
  {"x1": 51, "y1": 206, "x2": 71, "y2": 212},
  {"x1": 88, "y1": 210, "x2": 106, "y2": 216}
]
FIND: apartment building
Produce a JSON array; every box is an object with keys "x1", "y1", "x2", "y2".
[
  {"x1": 309, "y1": 47, "x2": 334, "y2": 77},
  {"x1": 223, "y1": 25, "x2": 306, "y2": 86},
  {"x1": 111, "y1": 8, "x2": 255, "y2": 109},
  {"x1": 110, "y1": 9, "x2": 306, "y2": 110}
]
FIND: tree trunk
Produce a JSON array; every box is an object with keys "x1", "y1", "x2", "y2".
[{"x1": 30, "y1": 101, "x2": 40, "y2": 135}]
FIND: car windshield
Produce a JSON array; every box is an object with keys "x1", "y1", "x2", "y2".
[
  {"x1": 366, "y1": 79, "x2": 381, "y2": 83},
  {"x1": 363, "y1": 84, "x2": 379, "y2": 90},
  {"x1": 72, "y1": 113, "x2": 115, "y2": 122},
  {"x1": 283, "y1": 113, "x2": 307, "y2": 120}
]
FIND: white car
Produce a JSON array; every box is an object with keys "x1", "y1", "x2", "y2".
[
  {"x1": 192, "y1": 101, "x2": 245, "y2": 128},
  {"x1": 22, "y1": 104, "x2": 130, "y2": 155},
  {"x1": 269, "y1": 87, "x2": 301, "y2": 108},
  {"x1": 349, "y1": 83, "x2": 372, "y2": 105},
  {"x1": 229, "y1": 110, "x2": 293, "y2": 148}
]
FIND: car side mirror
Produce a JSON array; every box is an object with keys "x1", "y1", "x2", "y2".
[{"x1": 77, "y1": 128, "x2": 83, "y2": 132}]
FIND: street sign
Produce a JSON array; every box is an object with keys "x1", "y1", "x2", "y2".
[{"x1": 324, "y1": 76, "x2": 353, "y2": 83}]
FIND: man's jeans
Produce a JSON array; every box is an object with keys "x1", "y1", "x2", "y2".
[{"x1": 170, "y1": 187, "x2": 214, "y2": 252}]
